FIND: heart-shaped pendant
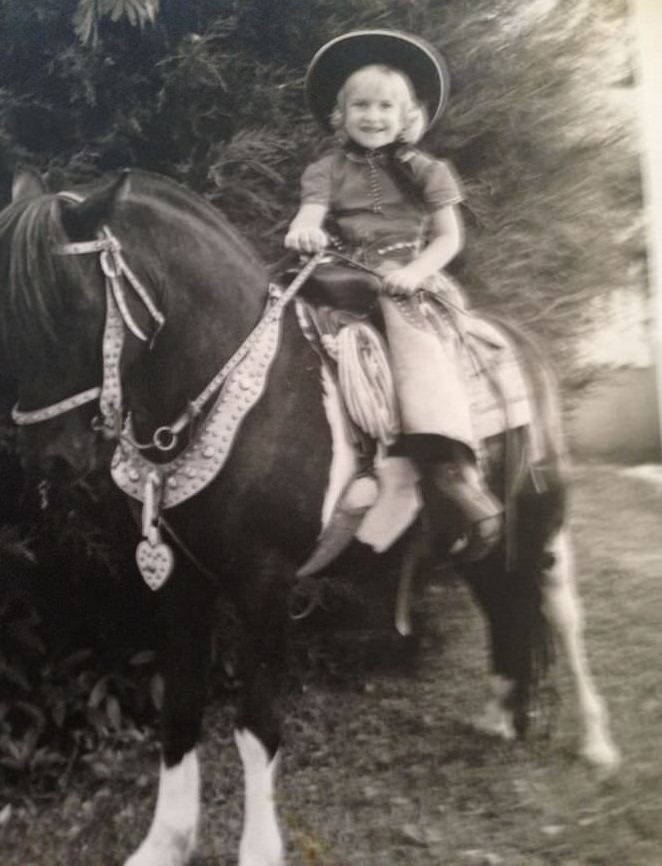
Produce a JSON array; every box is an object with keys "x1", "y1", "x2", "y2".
[{"x1": 136, "y1": 538, "x2": 175, "y2": 591}]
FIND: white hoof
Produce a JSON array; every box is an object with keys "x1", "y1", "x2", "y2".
[
  {"x1": 473, "y1": 699, "x2": 516, "y2": 741},
  {"x1": 124, "y1": 827, "x2": 196, "y2": 866},
  {"x1": 235, "y1": 729, "x2": 284, "y2": 866},
  {"x1": 579, "y1": 737, "x2": 622, "y2": 772},
  {"x1": 474, "y1": 712, "x2": 516, "y2": 741},
  {"x1": 238, "y1": 841, "x2": 285, "y2": 866}
]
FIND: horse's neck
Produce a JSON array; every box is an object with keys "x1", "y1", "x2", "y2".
[{"x1": 123, "y1": 208, "x2": 268, "y2": 426}]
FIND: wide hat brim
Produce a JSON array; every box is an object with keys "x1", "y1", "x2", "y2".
[{"x1": 305, "y1": 29, "x2": 450, "y2": 133}]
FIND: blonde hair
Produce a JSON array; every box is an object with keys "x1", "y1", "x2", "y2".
[{"x1": 330, "y1": 64, "x2": 428, "y2": 145}]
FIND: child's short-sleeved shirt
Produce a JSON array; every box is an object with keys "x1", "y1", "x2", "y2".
[{"x1": 300, "y1": 148, "x2": 463, "y2": 249}]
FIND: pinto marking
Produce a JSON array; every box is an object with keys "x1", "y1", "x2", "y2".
[
  {"x1": 542, "y1": 529, "x2": 621, "y2": 769},
  {"x1": 474, "y1": 675, "x2": 516, "y2": 740},
  {"x1": 235, "y1": 728, "x2": 284, "y2": 866},
  {"x1": 124, "y1": 749, "x2": 200, "y2": 866}
]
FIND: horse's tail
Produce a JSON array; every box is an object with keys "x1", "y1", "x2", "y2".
[
  {"x1": 467, "y1": 315, "x2": 566, "y2": 735},
  {"x1": 486, "y1": 314, "x2": 569, "y2": 479}
]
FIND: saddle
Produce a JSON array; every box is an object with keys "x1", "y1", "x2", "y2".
[{"x1": 298, "y1": 260, "x2": 383, "y2": 314}]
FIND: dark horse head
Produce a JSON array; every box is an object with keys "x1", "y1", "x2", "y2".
[{"x1": 0, "y1": 168, "x2": 270, "y2": 478}]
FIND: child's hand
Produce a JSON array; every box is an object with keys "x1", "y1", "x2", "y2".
[
  {"x1": 381, "y1": 266, "x2": 425, "y2": 296},
  {"x1": 284, "y1": 226, "x2": 328, "y2": 254}
]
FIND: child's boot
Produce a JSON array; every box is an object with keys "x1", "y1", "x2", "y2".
[{"x1": 431, "y1": 460, "x2": 502, "y2": 560}]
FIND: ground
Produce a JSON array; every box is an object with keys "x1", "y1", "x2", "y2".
[{"x1": 1, "y1": 463, "x2": 661, "y2": 865}]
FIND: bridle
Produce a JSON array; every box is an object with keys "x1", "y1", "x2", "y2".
[
  {"x1": 10, "y1": 189, "x2": 166, "y2": 438},
  {"x1": 12, "y1": 228, "x2": 166, "y2": 439},
  {"x1": 11, "y1": 200, "x2": 323, "y2": 453}
]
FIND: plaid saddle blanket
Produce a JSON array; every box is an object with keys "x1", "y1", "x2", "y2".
[{"x1": 459, "y1": 314, "x2": 532, "y2": 441}]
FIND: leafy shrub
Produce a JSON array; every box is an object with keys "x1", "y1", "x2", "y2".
[{"x1": 0, "y1": 453, "x2": 160, "y2": 786}]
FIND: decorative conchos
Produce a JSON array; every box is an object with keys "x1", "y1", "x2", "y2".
[
  {"x1": 99, "y1": 283, "x2": 125, "y2": 428},
  {"x1": 111, "y1": 314, "x2": 283, "y2": 508},
  {"x1": 136, "y1": 537, "x2": 174, "y2": 590}
]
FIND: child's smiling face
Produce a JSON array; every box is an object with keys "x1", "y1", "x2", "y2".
[{"x1": 342, "y1": 68, "x2": 410, "y2": 149}]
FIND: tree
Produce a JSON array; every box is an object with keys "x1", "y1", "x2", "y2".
[{"x1": 73, "y1": 0, "x2": 160, "y2": 46}]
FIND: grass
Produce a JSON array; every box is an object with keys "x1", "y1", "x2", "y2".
[{"x1": 1, "y1": 463, "x2": 661, "y2": 865}]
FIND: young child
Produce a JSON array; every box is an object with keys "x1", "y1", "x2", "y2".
[{"x1": 285, "y1": 30, "x2": 502, "y2": 560}]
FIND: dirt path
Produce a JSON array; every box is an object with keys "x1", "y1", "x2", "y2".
[{"x1": 1, "y1": 464, "x2": 661, "y2": 865}]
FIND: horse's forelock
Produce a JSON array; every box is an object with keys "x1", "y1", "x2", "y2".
[{"x1": 0, "y1": 193, "x2": 86, "y2": 359}]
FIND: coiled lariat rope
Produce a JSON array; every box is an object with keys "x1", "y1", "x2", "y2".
[{"x1": 335, "y1": 322, "x2": 399, "y2": 446}]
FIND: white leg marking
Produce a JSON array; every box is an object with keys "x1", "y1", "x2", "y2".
[
  {"x1": 543, "y1": 530, "x2": 621, "y2": 770},
  {"x1": 474, "y1": 675, "x2": 516, "y2": 740},
  {"x1": 235, "y1": 728, "x2": 284, "y2": 866},
  {"x1": 320, "y1": 365, "x2": 357, "y2": 528},
  {"x1": 124, "y1": 749, "x2": 200, "y2": 866}
]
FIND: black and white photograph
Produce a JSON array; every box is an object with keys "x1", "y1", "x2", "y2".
[{"x1": 0, "y1": 1, "x2": 660, "y2": 864}]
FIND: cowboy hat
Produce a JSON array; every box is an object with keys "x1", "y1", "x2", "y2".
[{"x1": 305, "y1": 29, "x2": 450, "y2": 133}]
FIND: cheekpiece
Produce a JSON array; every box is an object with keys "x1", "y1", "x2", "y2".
[{"x1": 305, "y1": 29, "x2": 450, "y2": 133}]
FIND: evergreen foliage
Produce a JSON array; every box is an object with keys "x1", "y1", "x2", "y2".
[
  {"x1": 0, "y1": 0, "x2": 643, "y2": 778},
  {"x1": 0, "y1": 0, "x2": 641, "y2": 347}
]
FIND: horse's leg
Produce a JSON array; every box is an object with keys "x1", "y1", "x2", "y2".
[
  {"x1": 542, "y1": 528, "x2": 620, "y2": 769},
  {"x1": 234, "y1": 566, "x2": 289, "y2": 866},
  {"x1": 460, "y1": 457, "x2": 563, "y2": 741},
  {"x1": 473, "y1": 671, "x2": 518, "y2": 741},
  {"x1": 462, "y1": 545, "x2": 544, "y2": 742},
  {"x1": 125, "y1": 570, "x2": 216, "y2": 866}
]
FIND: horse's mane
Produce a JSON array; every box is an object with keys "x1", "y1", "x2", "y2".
[{"x1": 0, "y1": 191, "x2": 72, "y2": 359}]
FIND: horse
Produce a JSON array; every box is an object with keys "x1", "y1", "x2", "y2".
[{"x1": 0, "y1": 167, "x2": 619, "y2": 866}]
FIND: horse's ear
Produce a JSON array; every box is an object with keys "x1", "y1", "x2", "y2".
[
  {"x1": 12, "y1": 167, "x2": 46, "y2": 201},
  {"x1": 57, "y1": 170, "x2": 131, "y2": 240}
]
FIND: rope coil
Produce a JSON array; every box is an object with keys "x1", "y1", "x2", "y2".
[{"x1": 335, "y1": 322, "x2": 400, "y2": 446}]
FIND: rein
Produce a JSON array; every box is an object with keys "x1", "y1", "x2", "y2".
[{"x1": 150, "y1": 250, "x2": 325, "y2": 450}]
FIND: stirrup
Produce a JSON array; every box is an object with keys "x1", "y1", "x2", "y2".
[
  {"x1": 433, "y1": 462, "x2": 503, "y2": 526},
  {"x1": 456, "y1": 513, "x2": 503, "y2": 562}
]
